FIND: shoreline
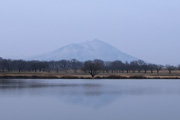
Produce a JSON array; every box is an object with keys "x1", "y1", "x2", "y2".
[{"x1": 0, "y1": 74, "x2": 180, "y2": 79}]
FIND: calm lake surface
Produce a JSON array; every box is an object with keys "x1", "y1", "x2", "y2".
[{"x1": 0, "y1": 79, "x2": 180, "y2": 120}]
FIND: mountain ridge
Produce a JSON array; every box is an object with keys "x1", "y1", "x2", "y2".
[{"x1": 30, "y1": 39, "x2": 139, "y2": 62}]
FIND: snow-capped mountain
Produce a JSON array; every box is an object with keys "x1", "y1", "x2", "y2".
[{"x1": 31, "y1": 39, "x2": 139, "y2": 62}]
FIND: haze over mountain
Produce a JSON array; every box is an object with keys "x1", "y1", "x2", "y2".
[{"x1": 31, "y1": 39, "x2": 139, "y2": 62}]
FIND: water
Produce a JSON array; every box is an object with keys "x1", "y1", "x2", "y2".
[{"x1": 0, "y1": 79, "x2": 180, "y2": 120}]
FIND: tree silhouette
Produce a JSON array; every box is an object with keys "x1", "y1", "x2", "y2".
[{"x1": 82, "y1": 59, "x2": 104, "y2": 77}]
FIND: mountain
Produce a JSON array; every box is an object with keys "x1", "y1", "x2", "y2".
[{"x1": 30, "y1": 39, "x2": 139, "y2": 62}]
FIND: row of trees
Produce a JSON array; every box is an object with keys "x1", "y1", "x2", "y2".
[
  {"x1": 0, "y1": 58, "x2": 82, "y2": 73},
  {"x1": 0, "y1": 57, "x2": 180, "y2": 77},
  {"x1": 83, "y1": 60, "x2": 180, "y2": 77}
]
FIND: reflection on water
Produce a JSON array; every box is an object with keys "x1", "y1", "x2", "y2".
[
  {"x1": 0, "y1": 79, "x2": 179, "y2": 96},
  {"x1": 0, "y1": 79, "x2": 180, "y2": 120},
  {"x1": 0, "y1": 79, "x2": 102, "y2": 89}
]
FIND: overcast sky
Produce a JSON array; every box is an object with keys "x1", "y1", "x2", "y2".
[{"x1": 0, "y1": 0, "x2": 180, "y2": 65}]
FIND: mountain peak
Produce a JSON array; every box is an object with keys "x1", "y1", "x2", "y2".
[
  {"x1": 92, "y1": 39, "x2": 103, "y2": 42},
  {"x1": 82, "y1": 39, "x2": 104, "y2": 44}
]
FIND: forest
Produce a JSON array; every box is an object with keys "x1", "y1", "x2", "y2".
[{"x1": 0, "y1": 57, "x2": 180, "y2": 78}]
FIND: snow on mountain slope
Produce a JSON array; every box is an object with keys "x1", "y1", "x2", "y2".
[{"x1": 30, "y1": 39, "x2": 139, "y2": 62}]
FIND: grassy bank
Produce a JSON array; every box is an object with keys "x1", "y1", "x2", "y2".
[{"x1": 0, "y1": 70, "x2": 180, "y2": 79}]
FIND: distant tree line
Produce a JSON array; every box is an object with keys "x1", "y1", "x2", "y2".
[{"x1": 0, "y1": 57, "x2": 180, "y2": 77}]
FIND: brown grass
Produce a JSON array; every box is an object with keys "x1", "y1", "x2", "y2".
[
  {"x1": 0, "y1": 70, "x2": 180, "y2": 79},
  {"x1": 129, "y1": 75, "x2": 146, "y2": 79}
]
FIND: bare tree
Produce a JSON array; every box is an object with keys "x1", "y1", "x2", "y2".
[
  {"x1": 111, "y1": 60, "x2": 124, "y2": 73},
  {"x1": 71, "y1": 59, "x2": 82, "y2": 73},
  {"x1": 166, "y1": 65, "x2": 176, "y2": 74},
  {"x1": 14, "y1": 60, "x2": 26, "y2": 72},
  {"x1": 38, "y1": 61, "x2": 48, "y2": 72},
  {"x1": 82, "y1": 59, "x2": 104, "y2": 77},
  {"x1": 178, "y1": 65, "x2": 180, "y2": 70},
  {"x1": 155, "y1": 65, "x2": 163, "y2": 74},
  {"x1": 104, "y1": 61, "x2": 111, "y2": 73},
  {"x1": 130, "y1": 61, "x2": 138, "y2": 73},
  {"x1": 0, "y1": 59, "x2": 8, "y2": 72},
  {"x1": 149, "y1": 64, "x2": 156, "y2": 73},
  {"x1": 142, "y1": 63, "x2": 149, "y2": 73},
  {"x1": 136, "y1": 60, "x2": 146, "y2": 73},
  {"x1": 124, "y1": 62, "x2": 130, "y2": 73},
  {"x1": 49, "y1": 61, "x2": 61, "y2": 73},
  {"x1": 59, "y1": 60, "x2": 69, "y2": 73}
]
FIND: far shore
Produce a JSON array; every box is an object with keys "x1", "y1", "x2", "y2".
[{"x1": 0, "y1": 71, "x2": 180, "y2": 79}]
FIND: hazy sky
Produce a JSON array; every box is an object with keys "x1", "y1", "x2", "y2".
[{"x1": 0, "y1": 0, "x2": 180, "y2": 65}]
